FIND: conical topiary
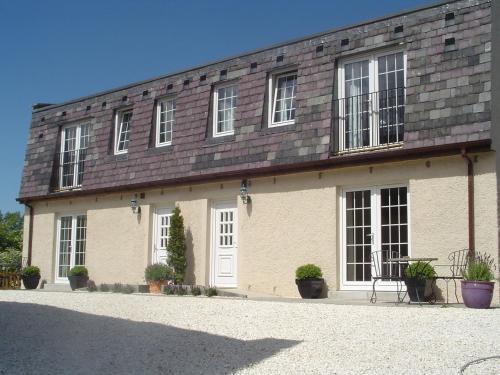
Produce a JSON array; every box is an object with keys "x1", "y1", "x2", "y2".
[{"x1": 167, "y1": 206, "x2": 187, "y2": 284}]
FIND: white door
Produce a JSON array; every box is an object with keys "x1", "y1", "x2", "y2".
[
  {"x1": 212, "y1": 202, "x2": 237, "y2": 287},
  {"x1": 153, "y1": 208, "x2": 172, "y2": 264},
  {"x1": 55, "y1": 214, "x2": 87, "y2": 283},
  {"x1": 341, "y1": 186, "x2": 409, "y2": 290}
]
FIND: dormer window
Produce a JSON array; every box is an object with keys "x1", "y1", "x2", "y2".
[
  {"x1": 213, "y1": 84, "x2": 237, "y2": 137},
  {"x1": 115, "y1": 110, "x2": 132, "y2": 154},
  {"x1": 268, "y1": 71, "x2": 297, "y2": 127},
  {"x1": 58, "y1": 122, "x2": 90, "y2": 189},
  {"x1": 156, "y1": 98, "x2": 175, "y2": 147}
]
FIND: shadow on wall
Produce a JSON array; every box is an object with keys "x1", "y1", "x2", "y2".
[
  {"x1": 185, "y1": 228, "x2": 195, "y2": 284},
  {"x1": 0, "y1": 302, "x2": 299, "y2": 375}
]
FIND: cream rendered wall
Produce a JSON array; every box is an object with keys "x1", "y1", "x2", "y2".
[{"x1": 24, "y1": 152, "x2": 498, "y2": 300}]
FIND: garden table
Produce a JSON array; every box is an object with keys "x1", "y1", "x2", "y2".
[{"x1": 390, "y1": 257, "x2": 438, "y2": 304}]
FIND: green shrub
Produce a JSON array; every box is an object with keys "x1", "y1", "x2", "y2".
[
  {"x1": 69, "y1": 266, "x2": 88, "y2": 277},
  {"x1": 404, "y1": 262, "x2": 436, "y2": 280},
  {"x1": 163, "y1": 285, "x2": 175, "y2": 295},
  {"x1": 21, "y1": 265, "x2": 40, "y2": 277},
  {"x1": 167, "y1": 207, "x2": 187, "y2": 284},
  {"x1": 0, "y1": 248, "x2": 21, "y2": 272},
  {"x1": 99, "y1": 283, "x2": 110, "y2": 292},
  {"x1": 122, "y1": 284, "x2": 135, "y2": 294},
  {"x1": 144, "y1": 263, "x2": 171, "y2": 282},
  {"x1": 176, "y1": 286, "x2": 187, "y2": 296},
  {"x1": 463, "y1": 252, "x2": 495, "y2": 281},
  {"x1": 87, "y1": 280, "x2": 97, "y2": 292},
  {"x1": 191, "y1": 286, "x2": 202, "y2": 296},
  {"x1": 112, "y1": 283, "x2": 123, "y2": 293},
  {"x1": 206, "y1": 287, "x2": 218, "y2": 297},
  {"x1": 295, "y1": 264, "x2": 323, "y2": 280}
]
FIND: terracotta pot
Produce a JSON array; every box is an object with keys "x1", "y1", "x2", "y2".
[
  {"x1": 295, "y1": 278, "x2": 324, "y2": 299},
  {"x1": 461, "y1": 280, "x2": 495, "y2": 309},
  {"x1": 148, "y1": 281, "x2": 164, "y2": 294}
]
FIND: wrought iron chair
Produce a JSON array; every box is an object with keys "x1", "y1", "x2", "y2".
[
  {"x1": 370, "y1": 250, "x2": 406, "y2": 304},
  {"x1": 434, "y1": 249, "x2": 469, "y2": 304}
]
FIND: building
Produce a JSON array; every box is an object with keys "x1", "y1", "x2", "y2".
[{"x1": 18, "y1": 0, "x2": 499, "y2": 299}]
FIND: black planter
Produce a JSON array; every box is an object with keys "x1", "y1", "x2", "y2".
[
  {"x1": 68, "y1": 275, "x2": 89, "y2": 290},
  {"x1": 22, "y1": 275, "x2": 40, "y2": 290},
  {"x1": 295, "y1": 278, "x2": 324, "y2": 299},
  {"x1": 404, "y1": 278, "x2": 427, "y2": 302}
]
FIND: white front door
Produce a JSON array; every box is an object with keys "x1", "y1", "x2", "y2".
[
  {"x1": 212, "y1": 202, "x2": 237, "y2": 287},
  {"x1": 341, "y1": 186, "x2": 409, "y2": 290},
  {"x1": 55, "y1": 214, "x2": 87, "y2": 283},
  {"x1": 153, "y1": 208, "x2": 172, "y2": 264}
]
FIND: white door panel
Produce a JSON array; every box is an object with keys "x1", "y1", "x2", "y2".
[{"x1": 212, "y1": 203, "x2": 237, "y2": 287}]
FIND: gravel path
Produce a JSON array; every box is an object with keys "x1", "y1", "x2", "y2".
[{"x1": 0, "y1": 291, "x2": 498, "y2": 375}]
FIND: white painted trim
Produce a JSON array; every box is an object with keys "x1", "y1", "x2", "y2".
[
  {"x1": 151, "y1": 207, "x2": 173, "y2": 264},
  {"x1": 155, "y1": 98, "x2": 174, "y2": 147},
  {"x1": 268, "y1": 70, "x2": 297, "y2": 128},
  {"x1": 59, "y1": 122, "x2": 89, "y2": 189},
  {"x1": 212, "y1": 82, "x2": 236, "y2": 137},
  {"x1": 114, "y1": 110, "x2": 132, "y2": 155},
  {"x1": 54, "y1": 213, "x2": 86, "y2": 283}
]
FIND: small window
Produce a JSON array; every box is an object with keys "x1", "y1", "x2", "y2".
[
  {"x1": 213, "y1": 84, "x2": 237, "y2": 137},
  {"x1": 156, "y1": 98, "x2": 176, "y2": 147},
  {"x1": 114, "y1": 110, "x2": 132, "y2": 154},
  {"x1": 269, "y1": 71, "x2": 297, "y2": 127}
]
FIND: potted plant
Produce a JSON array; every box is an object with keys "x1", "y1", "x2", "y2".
[
  {"x1": 295, "y1": 264, "x2": 324, "y2": 299},
  {"x1": 68, "y1": 266, "x2": 89, "y2": 290},
  {"x1": 145, "y1": 263, "x2": 171, "y2": 293},
  {"x1": 461, "y1": 252, "x2": 496, "y2": 309},
  {"x1": 21, "y1": 265, "x2": 40, "y2": 290},
  {"x1": 404, "y1": 261, "x2": 436, "y2": 302}
]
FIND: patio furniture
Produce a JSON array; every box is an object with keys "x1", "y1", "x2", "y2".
[
  {"x1": 370, "y1": 250, "x2": 406, "y2": 304},
  {"x1": 433, "y1": 249, "x2": 469, "y2": 304}
]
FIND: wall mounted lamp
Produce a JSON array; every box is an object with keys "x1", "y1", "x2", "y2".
[
  {"x1": 240, "y1": 179, "x2": 250, "y2": 204},
  {"x1": 130, "y1": 195, "x2": 141, "y2": 214}
]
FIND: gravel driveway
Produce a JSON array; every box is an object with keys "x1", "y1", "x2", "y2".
[{"x1": 0, "y1": 291, "x2": 498, "y2": 375}]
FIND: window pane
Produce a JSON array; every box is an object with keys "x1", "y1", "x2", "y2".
[
  {"x1": 157, "y1": 100, "x2": 175, "y2": 145},
  {"x1": 272, "y1": 73, "x2": 297, "y2": 124}
]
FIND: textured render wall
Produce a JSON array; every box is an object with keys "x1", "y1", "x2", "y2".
[
  {"x1": 25, "y1": 153, "x2": 498, "y2": 300},
  {"x1": 29, "y1": 211, "x2": 56, "y2": 284},
  {"x1": 19, "y1": 0, "x2": 492, "y2": 200}
]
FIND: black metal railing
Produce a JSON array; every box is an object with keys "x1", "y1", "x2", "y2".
[
  {"x1": 333, "y1": 87, "x2": 405, "y2": 152},
  {"x1": 51, "y1": 149, "x2": 87, "y2": 191}
]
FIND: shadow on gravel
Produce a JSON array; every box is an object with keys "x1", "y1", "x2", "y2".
[{"x1": 0, "y1": 302, "x2": 299, "y2": 375}]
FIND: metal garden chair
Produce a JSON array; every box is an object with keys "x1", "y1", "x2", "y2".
[
  {"x1": 434, "y1": 249, "x2": 469, "y2": 304},
  {"x1": 370, "y1": 249, "x2": 406, "y2": 304}
]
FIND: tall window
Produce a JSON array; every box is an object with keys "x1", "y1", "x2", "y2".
[
  {"x1": 213, "y1": 84, "x2": 237, "y2": 137},
  {"x1": 156, "y1": 98, "x2": 175, "y2": 146},
  {"x1": 269, "y1": 71, "x2": 297, "y2": 127},
  {"x1": 115, "y1": 110, "x2": 132, "y2": 154},
  {"x1": 56, "y1": 214, "x2": 87, "y2": 281},
  {"x1": 338, "y1": 51, "x2": 406, "y2": 151},
  {"x1": 59, "y1": 123, "x2": 90, "y2": 189}
]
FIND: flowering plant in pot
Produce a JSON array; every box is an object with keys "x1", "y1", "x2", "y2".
[
  {"x1": 403, "y1": 262, "x2": 436, "y2": 302},
  {"x1": 68, "y1": 266, "x2": 89, "y2": 290},
  {"x1": 21, "y1": 266, "x2": 41, "y2": 290},
  {"x1": 461, "y1": 252, "x2": 496, "y2": 309},
  {"x1": 295, "y1": 264, "x2": 324, "y2": 299},
  {"x1": 145, "y1": 263, "x2": 172, "y2": 293}
]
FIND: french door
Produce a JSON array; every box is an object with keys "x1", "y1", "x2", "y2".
[
  {"x1": 59, "y1": 123, "x2": 90, "y2": 189},
  {"x1": 55, "y1": 214, "x2": 87, "y2": 282},
  {"x1": 341, "y1": 186, "x2": 409, "y2": 290},
  {"x1": 153, "y1": 208, "x2": 172, "y2": 264}
]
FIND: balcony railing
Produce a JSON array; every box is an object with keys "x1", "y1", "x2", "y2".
[
  {"x1": 334, "y1": 87, "x2": 405, "y2": 152},
  {"x1": 51, "y1": 149, "x2": 87, "y2": 191}
]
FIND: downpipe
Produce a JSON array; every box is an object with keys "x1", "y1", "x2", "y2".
[
  {"x1": 461, "y1": 149, "x2": 474, "y2": 258},
  {"x1": 24, "y1": 203, "x2": 34, "y2": 266}
]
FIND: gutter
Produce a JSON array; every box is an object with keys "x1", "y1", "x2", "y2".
[
  {"x1": 24, "y1": 203, "x2": 34, "y2": 266},
  {"x1": 461, "y1": 149, "x2": 475, "y2": 258}
]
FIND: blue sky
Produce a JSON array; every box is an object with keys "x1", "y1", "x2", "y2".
[{"x1": 0, "y1": 0, "x2": 434, "y2": 213}]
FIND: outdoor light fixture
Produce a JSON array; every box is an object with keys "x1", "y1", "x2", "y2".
[
  {"x1": 240, "y1": 179, "x2": 250, "y2": 204},
  {"x1": 130, "y1": 195, "x2": 141, "y2": 214}
]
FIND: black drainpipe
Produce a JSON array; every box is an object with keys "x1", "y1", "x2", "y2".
[
  {"x1": 461, "y1": 149, "x2": 474, "y2": 258},
  {"x1": 24, "y1": 203, "x2": 34, "y2": 266}
]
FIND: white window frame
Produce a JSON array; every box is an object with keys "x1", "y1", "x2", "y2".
[
  {"x1": 268, "y1": 70, "x2": 298, "y2": 127},
  {"x1": 152, "y1": 208, "x2": 173, "y2": 264},
  {"x1": 339, "y1": 184, "x2": 411, "y2": 291},
  {"x1": 337, "y1": 49, "x2": 406, "y2": 151},
  {"x1": 59, "y1": 122, "x2": 90, "y2": 189},
  {"x1": 155, "y1": 98, "x2": 175, "y2": 147},
  {"x1": 54, "y1": 214, "x2": 87, "y2": 283},
  {"x1": 212, "y1": 83, "x2": 237, "y2": 137},
  {"x1": 114, "y1": 109, "x2": 133, "y2": 155}
]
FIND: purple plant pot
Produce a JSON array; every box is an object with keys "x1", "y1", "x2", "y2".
[{"x1": 461, "y1": 280, "x2": 495, "y2": 309}]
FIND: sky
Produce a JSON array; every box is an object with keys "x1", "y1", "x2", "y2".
[{"x1": 0, "y1": 0, "x2": 435, "y2": 214}]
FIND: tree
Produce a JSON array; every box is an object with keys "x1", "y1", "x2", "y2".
[
  {"x1": 166, "y1": 206, "x2": 187, "y2": 284},
  {"x1": 0, "y1": 211, "x2": 23, "y2": 253}
]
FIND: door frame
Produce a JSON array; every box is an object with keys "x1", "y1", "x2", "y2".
[
  {"x1": 152, "y1": 207, "x2": 173, "y2": 264},
  {"x1": 54, "y1": 213, "x2": 86, "y2": 283},
  {"x1": 339, "y1": 184, "x2": 411, "y2": 291},
  {"x1": 209, "y1": 200, "x2": 238, "y2": 288}
]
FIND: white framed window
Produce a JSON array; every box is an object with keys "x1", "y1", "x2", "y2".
[
  {"x1": 268, "y1": 71, "x2": 297, "y2": 127},
  {"x1": 340, "y1": 185, "x2": 410, "y2": 290},
  {"x1": 156, "y1": 98, "x2": 175, "y2": 147},
  {"x1": 55, "y1": 214, "x2": 87, "y2": 282},
  {"x1": 337, "y1": 50, "x2": 406, "y2": 151},
  {"x1": 114, "y1": 110, "x2": 132, "y2": 154},
  {"x1": 213, "y1": 84, "x2": 237, "y2": 137},
  {"x1": 59, "y1": 122, "x2": 90, "y2": 189},
  {"x1": 153, "y1": 208, "x2": 172, "y2": 264}
]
